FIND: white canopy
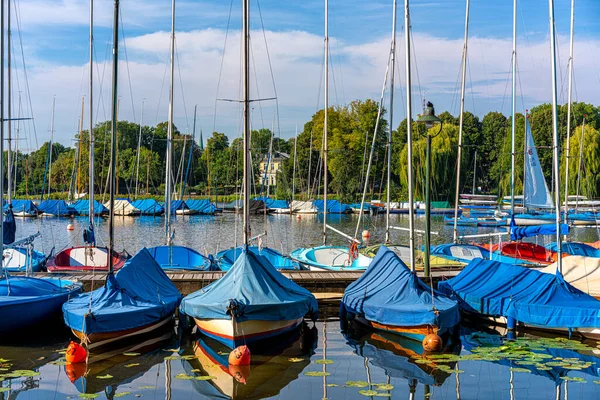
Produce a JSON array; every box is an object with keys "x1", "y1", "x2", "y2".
[
  {"x1": 542, "y1": 256, "x2": 600, "y2": 298},
  {"x1": 104, "y1": 199, "x2": 141, "y2": 216}
]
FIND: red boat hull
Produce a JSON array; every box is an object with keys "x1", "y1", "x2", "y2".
[{"x1": 47, "y1": 246, "x2": 127, "y2": 272}]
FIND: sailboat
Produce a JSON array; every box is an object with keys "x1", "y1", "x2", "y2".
[
  {"x1": 48, "y1": 0, "x2": 127, "y2": 273},
  {"x1": 62, "y1": 1, "x2": 182, "y2": 351},
  {"x1": 179, "y1": 0, "x2": 318, "y2": 349},
  {"x1": 146, "y1": 0, "x2": 214, "y2": 272}
]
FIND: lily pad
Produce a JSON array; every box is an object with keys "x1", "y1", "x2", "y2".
[
  {"x1": 78, "y1": 395, "x2": 100, "y2": 399},
  {"x1": 374, "y1": 384, "x2": 394, "y2": 390},
  {"x1": 358, "y1": 390, "x2": 379, "y2": 396},
  {"x1": 509, "y1": 368, "x2": 531, "y2": 373},
  {"x1": 139, "y1": 386, "x2": 156, "y2": 389},
  {"x1": 96, "y1": 374, "x2": 113, "y2": 379},
  {"x1": 560, "y1": 377, "x2": 587, "y2": 383},
  {"x1": 346, "y1": 381, "x2": 369, "y2": 388},
  {"x1": 175, "y1": 373, "x2": 194, "y2": 380},
  {"x1": 326, "y1": 384, "x2": 338, "y2": 387},
  {"x1": 305, "y1": 371, "x2": 331, "y2": 377},
  {"x1": 125, "y1": 363, "x2": 140, "y2": 368},
  {"x1": 195, "y1": 376, "x2": 216, "y2": 381},
  {"x1": 123, "y1": 352, "x2": 140, "y2": 356},
  {"x1": 288, "y1": 358, "x2": 304, "y2": 363},
  {"x1": 114, "y1": 393, "x2": 131, "y2": 398},
  {"x1": 179, "y1": 355, "x2": 196, "y2": 360},
  {"x1": 0, "y1": 388, "x2": 9, "y2": 393},
  {"x1": 315, "y1": 359, "x2": 334, "y2": 365}
]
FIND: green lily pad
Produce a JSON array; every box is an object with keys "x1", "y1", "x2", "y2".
[
  {"x1": 164, "y1": 356, "x2": 179, "y2": 360},
  {"x1": 96, "y1": 374, "x2": 113, "y2": 379},
  {"x1": 114, "y1": 392, "x2": 131, "y2": 398},
  {"x1": 179, "y1": 355, "x2": 196, "y2": 360},
  {"x1": 315, "y1": 359, "x2": 334, "y2": 365},
  {"x1": 345, "y1": 381, "x2": 369, "y2": 388},
  {"x1": 78, "y1": 395, "x2": 100, "y2": 399},
  {"x1": 125, "y1": 363, "x2": 140, "y2": 368},
  {"x1": 288, "y1": 358, "x2": 304, "y2": 363},
  {"x1": 139, "y1": 386, "x2": 155, "y2": 389},
  {"x1": 373, "y1": 394, "x2": 392, "y2": 397},
  {"x1": 560, "y1": 377, "x2": 587, "y2": 383},
  {"x1": 510, "y1": 368, "x2": 531, "y2": 373},
  {"x1": 305, "y1": 371, "x2": 331, "y2": 377},
  {"x1": 122, "y1": 353, "x2": 140, "y2": 357},
  {"x1": 326, "y1": 384, "x2": 338, "y2": 387},
  {"x1": 374, "y1": 384, "x2": 394, "y2": 390},
  {"x1": 0, "y1": 388, "x2": 9, "y2": 393},
  {"x1": 358, "y1": 390, "x2": 379, "y2": 396},
  {"x1": 195, "y1": 376, "x2": 216, "y2": 381},
  {"x1": 175, "y1": 373, "x2": 194, "y2": 380}
]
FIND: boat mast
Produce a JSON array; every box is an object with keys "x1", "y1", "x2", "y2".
[
  {"x1": 134, "y1": 99, "x2": 144, "y2": 199},
  {"x1": 6, "y1": 0, "x2": 11, "y2": 204},
  {"x1": 563, "y1": 0, "x2": 574, "y2": 223},
  {"x1": 165, "y1": 0, "x2": 175, "y2": 246},
  {"x1": 404, "y1": 0, "x2": 416, "y2": 270},
  {"x1": 1, "y1": 0, "x2": 5, "y2": 260},
  {"x1": 510, "y1": 0, "x2": 517, "y2": 216},
  {"x1": 385, "y1": 0, "x2": 397, "y2": 244},
  {"x1": 292, "y1": 124, "x2": 297, "y2": 205},
  {"x1": 108, "y1": 0, "x2": 120, "y2": 275},
  {"x1": 452, "y1": 0, "x2": 470, "y2": 243},
  {"x1": 548, "y1": 0, "x2": 562, "y2": 272},
  {"x1": 472, "y1": 149, "x2": 477, "y2": 195},
  {"x1": 322, "y1": 0, "x2": 329, "y2": 245},
  {"x1": 243, "y1": 0, "x2": 250, "y2": 246},
  {"x1": 89, "y1": 0, "x2": 95, "y2": 231},
  {"x1": 575, "y1": 116, "x2": 585, "y2": 212}
]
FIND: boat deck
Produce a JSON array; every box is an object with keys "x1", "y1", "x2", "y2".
[{"x1": 23, "y1": 269, "x2": 460, "y2": 297}]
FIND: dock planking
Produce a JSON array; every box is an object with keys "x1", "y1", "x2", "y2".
[{"x1": 26, "y1": 269, "x2": 461, "y2": 296}]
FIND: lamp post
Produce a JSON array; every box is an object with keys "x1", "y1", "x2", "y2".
[{"x1": 417, "y1": 102, "x2": 443, "y2": 278}]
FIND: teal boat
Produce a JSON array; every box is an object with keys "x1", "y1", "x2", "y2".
[{"x1": 290, "y1": 245, "x2": 371, "y2": 271}]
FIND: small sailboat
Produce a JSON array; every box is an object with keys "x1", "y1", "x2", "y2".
[
  {"x1": 217, "y1": 246, "x2": 302, "y2": 271},
  {"x1": 545, "y1": 241, "x2": 600, "y2": 257},
  {"x1": 147, "y1": 245, "x2": 217, "y2": 271},
  {"x1": 541, "y1": 255, "x2": 600, "y2": 299},
  {"x1": 290, "y1": 200, "x2": 318, "y2": 214},
  {"x1": 443, "y1": 215, "x2": 477, "y2": 226},
  {"x1": 172, "y1": 199, "x2": 198, "y2": 215},
  {"x1": 341, "y1": 246, "x2": 460, "y2": 346},
  {"x1": 254, "y1": 197, "x2": 290, "y2": 214},
  {"x1": 47, "y1": 246, "x2": 127, "y2": 272},
  {"x1": 290, "y1": 245, "x2": 371, "y2": 271}
]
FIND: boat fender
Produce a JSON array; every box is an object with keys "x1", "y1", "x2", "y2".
[
  {"x1": 229, "y1": 345, "x2": 251, "y2": 366},
  {"x1": 362, "y1": 230, "x2": 371, "y2": 239},
  {"x1": 422, "y1": 334, "x2": 443, "y2": 352},
  {"x1": 65, "y1": 341, "x2": 87, "y2": 363},
  {"x1": 67, "y1": 224, "x2": 75, "y2": 231}
]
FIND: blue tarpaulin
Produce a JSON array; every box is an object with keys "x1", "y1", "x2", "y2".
[
  {"x1": 71, "y1": 200, "x2": 108, "y2": 215},
  {"x1": 216, "y1": 246, "x2": 301, "y2": 271},
  {"x1": 313, "y1": 200, "x2": 351, "y2": 214},
  {"x1": 147, "y1": 245, "x2": 217, "y2": 271},
  {"x1": 510, "y1": 218, "x2": 569, "y2": 241},
  {"x1": 438, "y1": 258, "x2": 600, "y2": 329},
  {"x1": 38, "y1": 200, "x2": 76, "y2": 216},
  {"x1": 254, "y1": 197, "x2": 289, "y2": 210},
  {"x1": 131, "y1": 199, "x2": 165, "y2": 215},
  {"x1": 169, "y1": 200, "x2": 188, "y2": 214},
  {"x1": 4, "y1": 200, "x2": 38, "y2": 215},
  {"x1": 185, "y1": 199, "x2": 216, "y2": 214},
  {"x1": 342, "y1": 246, "x2": 460, "y2": 331},
  {"x1": 3, "y1": 207, "x2": 15, "y2": 244},
  {"x1": 63, "y1": 247, "x2": 182, "y2": 334},
  {"x1": 546, "y1": 242, "x2": 600, "y2": 257},
  {"x1": 180, "y1": 249, "x2": 317, "y2": 322}
]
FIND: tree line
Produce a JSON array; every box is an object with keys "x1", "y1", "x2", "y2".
[{"x1": 5, "y1": 99, "x2": 600, "y2": 204}]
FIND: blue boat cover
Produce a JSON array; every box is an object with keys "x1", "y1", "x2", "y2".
[
  {"x1": 180, "y1": 249, "x2": 317, "y2": 322},
  {"x1": 3, "y1": 207, "x2": 15, "y2": 244},
  {"x1": 438, "y1": 258, "x2": 600, "y2": 329},
  {"x1": 546, "y1": 242, "x2": 600, "y2": 257},
  {"x1": 510, "y1": 220, "x2": 569, "y2": 240},
  {"x1": 216, "y1": 246, "x2": 301, "y2": 271},
  {"x1": 131, "y1": 199, "x2": 165, "y2": 215},
  {"x1": 254, "y1": 197, "x2": 289, "y2": 210},
  {"x1": 63, "y1": 247, "x2": 182, "y2": 334},
  {"x1": 170, "y1": 200, "x2": 188, "y2": 214},
  {"x1": 313, "y1": 200, "x2": 351, "y2": 213},
  {"x1": 38, "y1": 200, "x2": 76, "y2": 216},
  {"x1": 341, "y1": 246, "x2": 460, "y2": 330},
  {"x1": 4, "y1": 199, "x2": 38, "y2": 214},
  {"x1": 185, "y1": 199, "x2": 216, "y2": 214},
  {"x1": 70, "y1": 200, "x2": 109, "y2": 215}
]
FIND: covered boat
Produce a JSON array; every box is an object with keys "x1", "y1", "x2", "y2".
[
  {"x1": 542, "y1": 256, "x2": 600, "y2": 299},
  {"x1": 3, "y1": 246, "x2": 47, "y2": 273},
  {"x1": 313, "y1": 199, "x2": 351, "y2": 214},
  {"x1": 186, "y1": 199, "x2": 217, "y2": 215},
  {"x1": 147, "y1": 245, "x2": 217, "y2": 271},
  {"x1": 180, "y1": 248, "x2": 318, "y2": 348},
  {"x1": 290, "y1": 200, "x2": 317, "y2": 214},
  {"x1": 254, "y1": 197, "x2": 290, "y2": 214},
  {"x1": 216, "y1": 246, "x2": 302, "y2": 271},
  {"x1": 70, "y1": 200, "x2": 109, "y2": 216},
  {"x1": 171, "y1": 199, "x2": 198, "y2": 215},
  {"x1": 131, "y1": 199, "x2": 164, "y2": 215},
  {"x1": 47, "y1": 246, "x2": 127, "y2": 273},
  {"x1": 341, "y1": 246, "x2": 460, "y2": 343},
  {"x1": 223, "y1": 199, "x2": 268, "y2": 214},
  {"x1": 104, "y1": 199, "x2": 140, "y2": 216},
  {"x1": 438, "y1": 258, "x2": 600, "y2": 339},
  {"x1": 62, "y1": 247, "x2": 182, "y2": 349},
  {"x1": 1, "y1": 276, "x2": 82, "y2": 335},
  {"x1": 4, "y1": 199, "x2": 38, "y2": 217},
  {"x1": 545, "y1": 241, "x2": 600, "y2": 257},
  {"x1": 290, "y1": 245, "x2": 372, "y2": 271},
  {"x1": 38, "y1": 200, "x2": 76, "y2": 217}
]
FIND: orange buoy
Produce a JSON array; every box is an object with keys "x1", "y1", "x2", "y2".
[
  {"x1": 228, "y1": 345, "x2": 251, "y2": 366},
  {"x1": 296, "y1": 215, "x2": 302, "y2": 220},
  {"x1": 422, "y1": 333, "x2": 443, "y2": 352},
  {"x1": 228, "y1": 364, "x2": 250, "y2": 384},
  {"x1": 65, "y1": 341, "x2": 87, "y2": 364},
  {"x1": 362, "y1": 230, "x2": 371, "y2": 239},
  {"x1": 67, "y1": 224, "x2": 75, "y2": 231}
]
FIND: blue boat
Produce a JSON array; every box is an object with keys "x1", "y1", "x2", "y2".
[
  {"x1": 443, "y1": 215, "x2": 478, "y2": 226},
  {"x1": 430, "y1": 243, "x2": 536, "y2": 266},
  {"x1": 170, "y1": 200, "x2": 197, "y2": 215},
  {"x1": 1, "y1": 276, "x2": 82, "y2": 335},
  {"x1": 62, "y1": 247, "x2": 182, "y2": 349},
  {"x1": 312, "y1": 199, "x2": 352, "y2": 214},
  {"x1": 185, "y1": 199, "x2": 217, "y2": 215},
  {"x1": 4, "y1": 199, "x2": 38, "y2": 217},
  {"x1": 341, "y1": 246, "x2": 460, "y2": 345},
  {"x1": 70, "y1": 200, "x2": 109, "y2": 216},
  {"x1": 131, "y1": 199, "x2": 165, "y2": 215},
  {"x1": 290, "y1": 245, "x2": 372, "y2": 271},
  {"x1": 438, "y1": 258, "x2": 600, "y2": 339},
  {"x1": 38, "y1": 200, "x2": 77, "y2": 217},
  {"x1": 216, "y1": 246, "x2": 302, "y2": 271},
  {"x1": 546, "y1": 241, "x2": 600, "y2": 257},
  {"x1": 254, "y1": 197, "x2": 290, "y2": 213},
  {"x1": 3, "y1": 246, "x2": 47, "y2": 273},
  {"x1": 180, "y1": 248, "x2": 318, "y2": 348},
  {"x1": 147, "y1": 245, "x2": 218, "y2": 271}
]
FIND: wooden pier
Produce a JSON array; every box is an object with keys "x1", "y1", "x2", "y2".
[{"x1": 31, "y1": 269, "x2": 460, "y2": 299}]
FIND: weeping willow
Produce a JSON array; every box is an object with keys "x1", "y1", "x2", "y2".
[{"x1": 561, "y1": 124, "x2": 600, "y2": 199}]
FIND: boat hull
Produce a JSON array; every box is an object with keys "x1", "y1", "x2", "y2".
[
  {"x1": 291, "y1": 245, "x2": 371, "y2": 271},
  {"x1": 175, "y1": 209, "x2": 199, "y2": 215},
  {"x1": 353, "y1": 315, "x2": 441, "y2": 343},
  {"x1": 47, "y1": 246, "x2": 127, "y2": 272},
  {"x1": 194, "y1": 317, "x2": 303, "y2": 348}
]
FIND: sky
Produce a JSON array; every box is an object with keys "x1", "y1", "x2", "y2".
[{"x1": 6, "y1": 0, "x2": 600, "y2": 149}]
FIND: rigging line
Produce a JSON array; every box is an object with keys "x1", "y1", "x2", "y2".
[
  {"x1": 154, "y1": 41, "x2": 171, "y2": 126},
  {"x1": 328, "y1": 41, "x2": 339, "y2": 106},
  {"x1": 499, "y1": 57, "x2": 513, "y2": 115},
  {"x1": 212, "y1": 0, "x2": 235, "y2": 133},
  {"x1": 249, "y1": 36, "x2": 265, "y2": 130},
  {"x1": 119, "y1": 9, "x2": 137, "y2": 123},
  {"x1": 467, "y1": 55, "x2": 477, "y2": 115},
  {"x1": 409, "y1": 26, "x2": 424, "y2": 109},
  {"x1": 329, "y1": 0, "x2": 346, "y2": 104},
  {"x1": 175, "y1": 39, "x2": 191, "y2": 131},
  {"x1": 93, "y1": 36, "x2": 111, "y2": 125}
]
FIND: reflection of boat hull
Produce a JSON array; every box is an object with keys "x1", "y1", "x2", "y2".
[
  {"x1": 353, "y1": 316, "x2": 441, "y2": 343},
  {"x1": 195, "y1": 317, "x2": 303, "y2": 349}
]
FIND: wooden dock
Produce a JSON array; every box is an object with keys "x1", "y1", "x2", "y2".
[{"x1": 30, "y1": 269, "x2": 461, "y2": 298}]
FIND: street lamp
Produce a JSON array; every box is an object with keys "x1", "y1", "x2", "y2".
[{"x1": 417, "y1": 102, "x2": 443, "y2": 278}]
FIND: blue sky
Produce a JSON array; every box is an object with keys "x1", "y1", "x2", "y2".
[{"x1": 8, "y1": 0, "x2": 600, "y2": 148}]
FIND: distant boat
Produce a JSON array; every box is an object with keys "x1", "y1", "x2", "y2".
[
  {"x1": 147, "y1": 245, "x2": 217, "y2": 271},
  {"x1": 170, "y1": 200, "x2": 198, "y2": 216},
  {"x1": 216, "y1": 246, "x2": 302, "y2": 271},
  {"x1": 47, "y1": 246, "x2": 128, "y2": 273},
  {"x1": 290, "y1": 245, "x2": 371, "y2": 271},
  {"x1": 104, "y1": 199, "x2": 141, "y2": 216},
  {"x1": 38, "y1": 200, "x2": 77, "y2": 217},
  {"x1": 290, "y1": 200, "x2": 318, "y2": 214},
  {"x1": 180, "y1": 249, "x2": 318, "y2": 348},
  {"x1": 185, "y1": 199, "x2": 217, "y2": 215},
  {"x1": 443, "y1": 215, "x2": 477, "y2": 226},
  {"x1": 312, "y1": 199, "x2": 352, "y2": 214},
  {"x1": 254, "y1": 197, "x2": 291, "y2": 214},
  {"x1": 131, "y1": 199, "x2": 165, "y2": 215},
  {"x1": 4, "y1": 199, "x2": 38, "y2": 217},
  {"x1": 3, "y1": 246, "x2": 47, "y2": 273},
  {"x1": 341, "y1": 246, "x2": 460, "y2": 346},
  {"x1": 70, "y1": 200, "x2": 109, "y2": 216}
]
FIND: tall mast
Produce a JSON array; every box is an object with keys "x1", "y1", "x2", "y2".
[
  {"x1": 134, "y1": 99, "x2": 144, "y2": 199},
  {"x1": 385, "y1": 0, "x2": 397, "y2": 244},
  {"x1": 48, "y1": 97, "x2": 55, "y2": 199},
  {"x1": 108, "y1": 0, "x2": 120, "y2": 275},
  {"x1": 1, "y1": 0, "x2": 5, "y2": 259},
  {"x1": 452, "y1": 0, "x2": 470, "y2": 243},
  {"x1": 6, "y1": 0, "x2": 11, "y2": 203},
  {"x1": 548, "y1": 0, "x2": 562, "y2": 272},
  {"x1": 292, "y1": 125, "x2": 297, "y2": 204},
  {"x1": 404, "y1": 0, "x2": 415, "y2": 270},
  {"x1": 563, "y1": 0, "x2": 575, "y2": 223},
  {"x1": 322, "y1": 0, "x2": 329, "y2": 245},
  {"x1": 89, "y1": 0, "x2": 95, "y2": 228},
  {"x1": 243, "y1": 0, "x2": 250, "y2": 246},
  {"x1": 510, "y1": 0, "x2": 517, "y2": 216},
  {"x1": 165, "y1": 0, "x2": 175, "y2": 245}
]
